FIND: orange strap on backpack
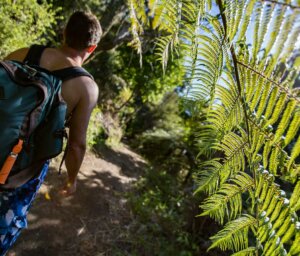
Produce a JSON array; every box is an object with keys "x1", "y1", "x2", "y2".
[{"x1": 0, "y1": 139, "x2": 24, "y2": 184}]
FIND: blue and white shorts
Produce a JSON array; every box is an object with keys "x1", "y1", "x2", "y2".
[{"x1": 0, "y1": 162, "x2": 49, "y2": 256}]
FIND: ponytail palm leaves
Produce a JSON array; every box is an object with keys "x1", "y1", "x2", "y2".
[{"x1": 128, "y1": 0, "x2": 300, "y2": 255}]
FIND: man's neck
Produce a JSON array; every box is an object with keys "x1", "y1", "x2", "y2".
[{"x1": 59, "y1": 45, "x2": 88, "y2": 66}]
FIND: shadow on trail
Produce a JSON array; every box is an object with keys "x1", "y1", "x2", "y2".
[
  {"x1": 94, "y1": 144, "x2": 148, "y2": 179},
  {"x1": 10, "y1": 158, "x2": 136, "y2": 256}
]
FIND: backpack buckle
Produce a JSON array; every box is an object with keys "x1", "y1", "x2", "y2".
[{"x1": 24, "y1": 65, "x2": 37, "y2": 77}]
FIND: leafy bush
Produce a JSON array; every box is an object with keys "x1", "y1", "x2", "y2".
[
  {"x1": 127, "y1": 168, "x2": 201, "y2": 256},
  {"x1": 0, "y1": 0, "x2": 59, "y2": 58}
]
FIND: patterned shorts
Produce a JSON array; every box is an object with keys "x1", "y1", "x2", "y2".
[{"x1": 0, "y1": 162, "x2": 49, "y2": 256}]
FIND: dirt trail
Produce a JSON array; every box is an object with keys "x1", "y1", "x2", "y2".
[{"x1": 9, "y1": 145, "x2": 147, "y2": 256}]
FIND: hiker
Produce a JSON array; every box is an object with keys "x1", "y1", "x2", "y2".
[{"x1": 0, "y1": 10, "x2": 101, "y2": 255}]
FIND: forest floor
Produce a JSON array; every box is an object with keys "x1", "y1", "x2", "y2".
[{"x1": 8, "y1": 144, "x2": 148, "y2": 256}]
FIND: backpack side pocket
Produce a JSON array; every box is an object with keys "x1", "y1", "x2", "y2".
[{"x1": 33, "y1": 100, "x2": 67, "y2": 161}]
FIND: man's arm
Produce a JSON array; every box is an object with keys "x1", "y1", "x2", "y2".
[{"x1": 62, "y1": 77, "x2": 99, "y2": 195}]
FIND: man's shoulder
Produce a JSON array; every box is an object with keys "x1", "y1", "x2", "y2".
[{"x1": 63, "y1": 75, "x2": 98, "y2": 97}]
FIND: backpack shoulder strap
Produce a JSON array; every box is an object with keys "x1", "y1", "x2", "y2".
[
  {"x1": 23, "y1": 45, "x2": 94, "y2": 82},
  {"x1": 23, "y1": 44, "x2": 47, "y2": 65},
  {"x1": 52, "y1": 67, "x2": 94, "y2": 82}
]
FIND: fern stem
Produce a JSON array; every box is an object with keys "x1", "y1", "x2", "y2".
[
  {"x1": 216, "y1": 0, "x2": 258, "y2": 254},
  {"x1": 261, "y1": 0, "x2": 300, "y2": 10},
  {"x1": 216, "y1": 0, "x2": 251, "y2": 144}
]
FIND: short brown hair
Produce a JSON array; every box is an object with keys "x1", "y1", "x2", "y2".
[{"x1": 65, "y1": 11, "x2": 102, "y2": 50}]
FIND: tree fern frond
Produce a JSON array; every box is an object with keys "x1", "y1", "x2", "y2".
[
  {"x1": 290, "y1": 180, "x2": 300, "y2": 211},
  {"x1": 278, "y1": 10, "x2": 300, "y2": 63},
  {"x1": 249, "y1": 77, "x2": 267, "y2": 112},
  {"x1": 256, "y1": 82, "x2": 271, "y2": 118},
  {"x1": 287, "y1": 135, "x2": 300, "y2": 172},
  {"x1": 208, "y1": 215, "x2": 257, "y2": 252},
  {"x1": 207, "y1": 75, "x2": 243, "y2": 133},
  {"x1": 262, "y1": 0, "x2": 300, "y2": 9},
  {"x1": 289, "y1": 231, "x2": 300, "y2": 255},
  {"x1": 263, "y1": 86, "x2": 279, "y2": 120},
  {"x1": 268, "y1": 142, "x2": 281, "y2": 175},
  {"x1": 155, "y1": 0, "x2": 182, "y2": 72},
  {"x1": 284, "y1": 107, "x2": 300, "y2": 146},
  {"x1": 251, "y1": 1, "x2": 263, "y2": 64},
  {"x1": 150, "y1": 0, "x2": 165, "y2": 29},
  {"x1": 216, "y1": 131, "x2": 248, "y2": 173},
  {"x1": 272, "y1": 99, "x2": 297, "y2": 143},
  {"x1": 262, "y1": 140, "x2": 272, "y2": 168},
  {"x1": 193, "y1": 159, "x2": 227, "y2": 195},
  {"x1": 227, "y1": 0, "x2": 246, "y2": 42},
  {"x1": 238, "y1": 60, "x2": 300, "y2": 104},
  {"x1": 256, "y1": 2, "x2": 274, "y2": 61},
  {"x1": 261, "y1": 4, "x2": 286, "y2": 64},
  {"x1": 127, "y1": 0, "x2": 144, "y2": 66},
  {"x1": 265, "y1": 92, "x2": 287, "y2": 127},
  {"x1": 260, "y1": 183, "x2": 280, "y2": 212},
  {"x1": 266, "y1": 9, "x2": 298, "y2": 74},
  {"x1": 236, "y1": 0, "x2": 256, "y2": 42},
  {"x1": 156, "y1": 35, "x2": 177, "y2": 72},
  {"x1": 200, "y1": 172, "x2": 254, "y2": 224},
  {"x1": 231, "y1": 247, "x2": 256, "y2": 256},
  {"x1": 252, "y1": 168, "x2": 300, "y2": 255}
]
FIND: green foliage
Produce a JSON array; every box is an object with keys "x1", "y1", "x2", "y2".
[
  {"x1": 129, "y1": 0, "x2": 300, "y2": 255},
  {"x1": 85, "y1": 43, "x2": 185, "y2": 144},
  {"x1": 0, "y1": 0, "x2": 59, "y2": 58},
  {"x1": 126, "y1": 168, "x2": 201, "y2": 255},
  {"x1": 116, "y1": 46, "x2": 185, "y2": 105},
  {"x1": 86, "y1": 107, "x2": 105, "y2": 148}
]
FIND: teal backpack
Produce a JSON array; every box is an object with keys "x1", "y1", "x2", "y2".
[{"x1": 0, "y1": 45, "x2": 92, "y2": 189}]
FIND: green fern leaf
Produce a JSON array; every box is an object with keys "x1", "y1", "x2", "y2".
[
  {"x1": 256, "y1": 82, "x2": 271, "y2": 118},
  {"x1": 269, "y1": 145, "x2": 280, "y2": 175},
  {"x1": 290, "y1": 180, "x2": 300, "y2": 211},
  {"x1": 266, "y1": 10, "x2": 298, "y2": 74},
  {"x1": 289, "y1": 231, "x2": 300, "y2": 255},
  {"x1": 284, "y1": 108, "x2": 300, "y2": 146},
  {"x1": 273, "y1": 99, "x2": 297, "y2": 143},
  {"x1": 231, "y1": 247, "x2": 256, "y2": 256},
  {"x1": 263, "y1": 86, "x2": 279, "y2": 120},
  {"x1": 281, "y1": 222, "x2": 295, "y2": 244},
  {"x1": 278, "y1": 11, "x2": 300, "y2": 63},
  {"x1": 236, "y1": 0, "x2": 256, "y2": 42},
  {"x1": 287, "y1": 135, "x2": 300, "y2": 171},
  {"x1": 265, "y1": 92, "x2": 287, "y2": 127},
  {"x1": 251, "y1": 1, "x2": 263, "y2": 64},
  {"x1": 193, "y1": 159, "x2": 226, "y2": 195},
  {"x1": 256, "y1": 2, "x2": 274, "y2": 61},
  {"x1": 249, "y1": 77, "x2": 265, "y2": 111},
  {"x1": 263, "y1": 5, "x2": 286, "y2": 65},
  {"x1": 200, "y1": 172, "x2": 254, "y2": 224},
  {"x1": 263, "y1": 140, "x2": 272, "y2": 168},
  {"x1": 261, "y1": 183, "x2": 279, "y2": 212},
  {"x1": 208, "y1": 215, "x2": 257, "y2": 252}
]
